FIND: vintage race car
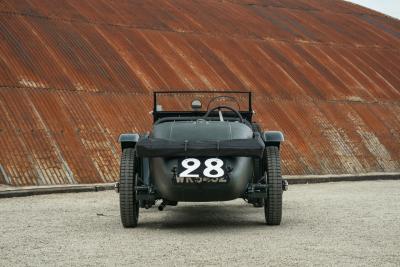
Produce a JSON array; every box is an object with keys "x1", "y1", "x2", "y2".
[{"x1": 116, "y1": 91, "x2": 287, "y2": 227}]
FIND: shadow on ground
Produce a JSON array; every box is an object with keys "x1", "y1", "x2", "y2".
[{"x1": 134, "y1": 203, "x2": 273, "y2": 230}]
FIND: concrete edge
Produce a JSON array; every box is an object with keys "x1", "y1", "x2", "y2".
[
  {"x1": 0, "y1": 173, "x2": 399, "y2": 198},
  {"x1": 0, "y1": 184, "x2": 115, "y2": 198},
  {"x1": 285, "y1": 172, "x2": 400, "y2": 184}
]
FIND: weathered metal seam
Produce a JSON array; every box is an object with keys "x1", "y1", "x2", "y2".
[
  {"x1": 356, "y1": 49, "x2": 400, "y2": 93},
  {"x1": 356, "y1": 104, "x2": 399, "y2": 153},
  {"x1": 184, "y1": 37, "x2": 231, "y2": 89},
  {"x1": 28, "y1": 91, "x2": 76, "y2": 184},
  {"x1": 70, "y1": 24, "x2": 136, "y2": 94},
  {"x1": 347, "y1": 106, "x2": 397, "y2": 171},
  {"x1": 159, "y1": 34, "x2": 211, "y2": 89},
  {"x1": 56, "y1": 91, "x2": 102, "y2": 183},
  {"x1": 0, "y1": 93, "x2": 37, "y2": 185},
  {"x1": 233, "y1": 39, "x2": 289, "y2": 98},
  {"x1": 292, "y1": 44, "x2": 352, "y2": 98},
  {"x1": 94, "y1": 28, "x2": 155, "y2": 91},
  {"x1": 333, "y1": 48, "x2": 391, "y2": 99},
  {"x1": 348, "y1": 49, "x2": 399, "y2": 98},
  {"x1": 308, "y1": 46, "x2": 371, "y2": 100},
  {"x1": 17, "y1": 14, "x2": 71, "y2": 90},
  {"x1": 2, "y1": 85, "x2": 399, "y2": 107},
  {"x1": 138, "y1": 31, "x2": 196, "y2": 90},
  {"x1": 0, "y1": 10, "x2": 398, "y2": 51},
  {"x1": 261, "y1": 41, "x2": 326, "y2": 99}
]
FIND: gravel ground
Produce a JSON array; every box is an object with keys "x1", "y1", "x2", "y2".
[{"x1": 0, "y1": 180, "x2": 399, "y2": 266}]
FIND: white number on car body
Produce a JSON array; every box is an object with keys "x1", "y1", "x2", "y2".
[
  {"x1": 179, "y1": 158, "x2": 201, "y2": 177},
  {"x1": 178, "y1": 158, "x2": 225, "y2": 178},
  {"x1": 203, "y1": 158, "x2": 225, "y2": 178}
]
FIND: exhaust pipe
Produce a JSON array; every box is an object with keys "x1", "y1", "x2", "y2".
[
  {"x1": 158, "y1": 201, "x2": 167, "y2": 211},
  {"x1": 158, "y1": 200, "x2": 178, "y2": 211}
]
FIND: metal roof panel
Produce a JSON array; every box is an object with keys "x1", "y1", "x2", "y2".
[{"x1": 0, "y1": 0, "x2": 399, "y2": 185}]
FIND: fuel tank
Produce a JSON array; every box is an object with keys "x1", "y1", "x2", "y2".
[{"x1": 149, "y1": 120, "x2": 254, "y2": 201}]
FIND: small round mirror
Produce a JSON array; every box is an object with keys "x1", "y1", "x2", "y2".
[{"x1": 191, "y1": 99, "x2": 202, "y2": 111}]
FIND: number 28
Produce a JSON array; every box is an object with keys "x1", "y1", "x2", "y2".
[{"x1": 179, "y1": 158, "x2": 225, "y2": 178}]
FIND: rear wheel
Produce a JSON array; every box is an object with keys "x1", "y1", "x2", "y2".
[
  {"x1": 264, "y1": 145, "x2": 283, "y2": 225},
  {"x1": 119, "y1": 148, "x2": 139, "y2": 228}
]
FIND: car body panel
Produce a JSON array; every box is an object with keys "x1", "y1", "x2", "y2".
[
  {"x1": 150, "y1": 120, "x2": 254, "y2": 201},
  {"x1": 150, "y1": 156, "x2": 253, "y2": 201}
]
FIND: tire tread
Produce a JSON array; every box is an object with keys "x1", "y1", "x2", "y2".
[
  {"x1": 119, "y1": 148, "x2": 139, "y2": 228},
  {"x1": 264, "y1": 146, "x2": 283, "y2": 225}
]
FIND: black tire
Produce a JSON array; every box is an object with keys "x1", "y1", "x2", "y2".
[
  {"x1": 119, "y1": 148, "x2": 139, "y2": 228},
  {"x1": 264, "y1": 145, "x2": 283, "y2": 225}
]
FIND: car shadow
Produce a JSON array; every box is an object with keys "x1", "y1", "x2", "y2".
[{"x1": 138, "y1": 204, "x2": 269, "y2": 231}]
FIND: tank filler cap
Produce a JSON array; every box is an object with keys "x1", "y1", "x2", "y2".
[{"x1": 191, "y1": 99, "x2": 202, "y2": 111}]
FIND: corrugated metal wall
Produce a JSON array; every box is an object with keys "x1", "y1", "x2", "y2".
[{"x1": 0, "y1": 0, "x2": 399, "y2": 185}]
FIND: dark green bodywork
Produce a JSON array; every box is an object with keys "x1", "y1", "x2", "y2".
[{"x1": 150, "y1": 120, "x2": 253, "y2": 201}]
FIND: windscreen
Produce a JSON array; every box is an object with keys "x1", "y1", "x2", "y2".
[{"x1": 154, "y1": 91, "x2": 251, "y2": 112}]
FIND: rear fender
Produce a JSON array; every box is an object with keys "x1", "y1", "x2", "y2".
[
  {"x1": 118, "y1": 133, "x2": 140, "y2": 150},
  {"x1": 262, "y1": 131, "x2": 284, "y2": 146}
]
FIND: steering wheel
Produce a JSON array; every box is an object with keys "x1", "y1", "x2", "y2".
[
  {"x1": 203, "y1": 105, "x2": 243, "y2": 123},
  {"x1": 206, "y1": 96, "x2": 241, "y2": 111}
]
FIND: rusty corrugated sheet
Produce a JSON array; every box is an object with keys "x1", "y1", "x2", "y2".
[{"x1": 0, "y1": 0, "x2": 399, "y2": 185}]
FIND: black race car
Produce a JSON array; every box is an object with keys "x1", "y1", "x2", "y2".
[{"x1": 116, "y1": 91, "x2": 287, "y2": 227}]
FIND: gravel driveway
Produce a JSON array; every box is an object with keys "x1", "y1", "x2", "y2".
[{"x1": 1, "y1": 180, "x2": 399, "y2": 266}]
